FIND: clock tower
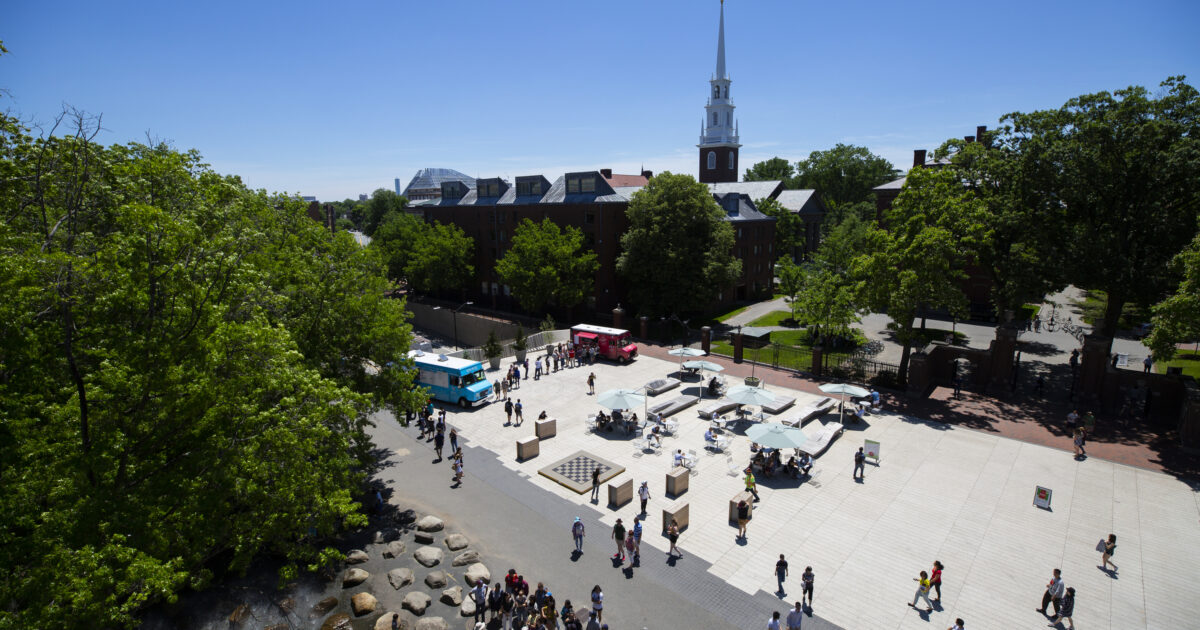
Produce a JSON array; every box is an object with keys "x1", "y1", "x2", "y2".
[{"x1": 698, "y1": 0, "x2": 740, "y2": 184}]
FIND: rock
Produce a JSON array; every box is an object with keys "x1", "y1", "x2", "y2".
[
  {"x1": 463, "y1": 563, "x2": 490, "y2": 586},
  {"x1": 265, "y1": 625, "x2": 289, "y2": 630},
  {"x1": 374, "y1": 612, "x2": 406, "y2": 630},
  {"x1": 416, "y1": 515, "x2": 445, "y2": 532},
  {"x1": 312, "y1": 596, "x2": 339, "y2": 615},
  {"x1": 342, "y1": 568, "x2": 369, "y2": 588},
  {"x1": 384, "y1": 540, "x2": 406, "y2": 558},
  {"x1": 424, "y1": 570, "x2": 447, "y2": 588},
  {"x1": 413, "y1": 546, "x2": 443, "y2": 567},
  {"x1": 414, "y1": 617, "x2": 449, "y2": 630},
  {"x1": 413, "y1": 531, "x2": 435, "y2": 544},
  {"x1": 459, "y1": 597, "x2": 476, "y2": 617},
  {"x1": 388, "y1": 567, "x2": 415, "y2": 590},
  {"x1": 451, "y1": 550, "x2": 480, "y2": 567},
  {"x1": 275, "y1": 597, "x2": 295, "y2": 613},
  {"x1": 440, "y1": 585, "x2": 463, "y2": 606},
  {"x1": 402, "y1": 591, "x2": 432, "y2": 615},
  {"x1": 351, "y1": 592, "x2": 378, "y2": 616},
  {"x1": 443, "y1": 533, "x2": 469, "y2": 551},
  {"x1": 228, "y1": 604, "x2": 250, "y2": 624},
  {"x1": 320, "y1": 613, "x2": 352, "y2": 630},
  {"x1": 346, "y1": 549, "x2": 370, "y2": 564}
]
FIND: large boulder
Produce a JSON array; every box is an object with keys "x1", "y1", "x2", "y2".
[
  {"x1": 459, "y1": 597, "x2": 476, "y2": 618},
  {"x1": 413, "y1": 531, "x2": 435, "y2": 544},
  {"x1": 416, "y1": 515, "x2": 445, "y2": 532},
  {"x1": 443, "y1": 533, "x2": 469, "y2": 551},
  {"x1": 402, "y1": 591, "x2": 432, "y2": 615},
  {"x1": 463, "y1": 563, "x2": 490, "y2": 586},
  {"x1": 374, "y1": 612, "x2": 406, "y2": 630},
  {"x1": 384, "y1": 540, "x2": 406, "y2": 558},
  {"x1": 413, "y1": 546, "x2": 443, "y2": 567},
  {"x1": 342, "y1": 568, "x2": 369, "y2": 588},
  {"x1": 414, "y1": 618, "x2": 449, "y2": 630},
  {"x1": 228, "y1": 604, "x2": 250, "y2": 624},
  {"x1": 346, "y1": 549, "x2": 370, "y2": 565},
  {"x1": 451, "y1": 551, "x2": 480, "y2": 567},
  {"x1": 312, "y1": 596, "x2": 339, "y2": 615},
  {"x1": 440, "y1": 585, "x2": 463, "y2": 606},
  {"x1": 424, "y1": 570, "x2": 448, "y2": 588},
  {"x1": 387, "y1": 567, "x2": 414, "y2": 590},
  {"x1": 351, "y1": 592, "x2": 378, "y2": 616},
  {"x1": 320, "y1": 613, "x2": 352, "y2": 630},
  {"x1": 374, "y1": 528, "x2": 400, "y2": 544}
]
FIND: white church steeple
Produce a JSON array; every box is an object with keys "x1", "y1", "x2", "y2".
[{"x1": 698, "y1": 0, "x2": 740, "y2": 183}]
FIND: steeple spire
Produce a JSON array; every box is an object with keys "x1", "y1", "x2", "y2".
[{"x1": 715, "y1": 0, "x2": 727, "y2": 80}]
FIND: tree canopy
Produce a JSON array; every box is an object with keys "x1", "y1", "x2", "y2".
[
  {"x1": 754, "y1": 196, "x2": 806, "y2": 262},
  {"x1": 363, "y1": 188, "x2": 409, "y2": 236},
  {"x1": 743, "y1": 157, "x2": 795, "y2": 184},
  {"x1": 1146, "y1": 232, "x2": 1200, "y2": 360},
  {"x1": 495, "y1": 218, "x2": 599, "y2": 313},
  {"x1": 793, "y1": 144, "x2": 899, "y2": 208},
  {"x1": 370, "y1": 212, "x2": 475, "y2": 295},
  {"x1": 617, "y1": 172, "x2": 741, "y2": 316},
  {"x1": 0, "y1": 110, "x2": 422, "y2": 628}
]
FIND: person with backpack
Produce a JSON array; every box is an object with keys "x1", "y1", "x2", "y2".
[
  {"x1": 504, "y1": 399, "x2": 514, "y2": 426},
  {"x1": 572, "y1": 517, "x2": 586, "y2": 552}
]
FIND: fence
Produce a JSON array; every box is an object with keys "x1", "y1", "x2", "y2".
[
  {"x1": 453, "y1": 329, "x2": 570, "y2": 362},
  {"x1": 709, "y1": 340, "x2": 900, "y2": 387}
]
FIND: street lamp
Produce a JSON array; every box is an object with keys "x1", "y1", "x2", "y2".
[{"x1": 433, "y1": 301, "x2": 474, "y2": 352}]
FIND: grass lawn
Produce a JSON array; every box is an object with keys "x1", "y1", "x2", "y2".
[
  {"x1": 747, "y1": 310, "x2": 798, "y2": 327},
  {"x1": 1072, "y1": 289, "x2": 1151, "y2": 330},
  {"x1": 909, "y1": 327, "x2": 968, "y2": 346},
  {"x1": 713, "y1": 305, "x2": 749, "y2": 323},
  {"x1": 1156, "y1": 350, "x2": 1200, "y2": 379}
]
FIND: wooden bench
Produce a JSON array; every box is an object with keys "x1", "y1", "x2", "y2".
[
  {"x1": 607, "y1": 478, "x2": 632, "y2": 509},
  {"x1": 535, "y1": 418, "x2": 556, "y2": 439},
  {"x1": 665, "y1": 466, "x2": 689, "y2": 497},
  {"x1": 516, "y1": 436, "x2": 539, "y2": 461},
  {"x1": 728, "y1": 491, "x2": 755, "y2": 524},
  {"x1": 662, "y1": 502, "x2": 689, "y2": 533}
]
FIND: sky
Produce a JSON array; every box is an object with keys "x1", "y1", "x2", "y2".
[{"x1": 5, "y1": 0, "x2": 1199, "y2": 201}]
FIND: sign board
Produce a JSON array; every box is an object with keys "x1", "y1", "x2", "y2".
[
  {"x1": 1033, "y1": 486, "x2": 1053, "y2": 510},
  {"x1": 864, "y1": 440, "x2": 881, "y2": 463}
]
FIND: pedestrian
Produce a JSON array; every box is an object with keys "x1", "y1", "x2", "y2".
[
  {"x1": 587, "y1": 372, "x2": 596, "y2": 395},
  {"x1": 591, "y1": 467, "x2": 601, "y2": 501},
  {"x1": 930, "y1": 560, "x2": 944, "y2": 602},
  {"x1": 854, "y1": 447, "x2": 866, "y2": 480},
  {"x1": 590, "y1": 585, "x2": 604, "y2": 623},
  {"x1": 572, "y1": 516, "x2": 586, "y2": 552},
  {"x1": 908, "y1": 570, "x2": 933, "y2": 613},
  {"x1": 953, "y1": 374, "x2": 963, "y2": 399},
  {"x1": 391, "y1": 612, "x2": 400, "y2": 630},
  {"x1": 786, "y1": 601, "x2": 804, "y2": 630},
  {"x1": 471, "y1": 579, "x2": 488, "y2": 623},
  {"x1": 1038, "y1": 568, "x2": 1064, "y2": 617},
  {"x1": 523, "y1": 358, "x2": 530, "y2": 379},
  {"x1": 667, "y1": 518, "x2": 681, "y2": 557},
  {"x1": 434, "y1": 429, "x2": 445, "y2": 460},
  {"x1": 775, "y1": 554, "x2": 789, "y2": 596},
  {"x1": 452, "y1": 455, "x2": 463, "y2": 485},
  {"x1": 1048, "y1": 587, "x2": 1075, "y2": 629},
  {"x1": 801, "y1": 566, "x2": 814, "y2": 607},
  {"x1": 449, "y1": 428, "x2": 458, "y2": 453},
  {"x1": 504, "y1": 569, "x2": 518, "y2": 594},
  {"x1": 1034, "y1": 317, "x2": 1042, "y2": 333},
  {"x1": 638, "y1": 481, "x2": 651, "y2": 515},
  {"x1": 561, "y1": 600, "x2": 575, "y2": 627},
  {"x1": 1035, "y1": 373, "x2": 1045, "y2": 396},
  {"x1": 623, "y1": 530, "x2": 636, "y2": 568},
  {"x1": 736, "y1": 499, "x2": 750, "y2": 539},
  {"x1": 543, "y1": 595, "x2": 559, "y2": 629},
  {"x1": 611, "y1": 519, "x2": 626, "y2": 561},
  {"x1": 1066, "y1": 409, "x2": 1079, "y2": 430},
  {"x1": 501, "y1": 587, "x2": 515, "y2": 628},
  {"x1": 767, "y1": 610, "x2": 782, "y2": 630},
  {"x1": 1069, "y1": 349, "x2": 1079, "y2": 372},
  {"x1": 1143, "y1": 355, "x2": 1152, "y2": 373},
  {"x1": 1100, "y1": 534, "x2": 1117, "y2": 572},
  {"x1": 948, "y1": 619, "x2": 965, "y2": 630},
  {"x1": 514, "y1": 590, "x2": 529, "y2": 628},
  {"x1": 505, "y1": 399, "x2": 514, "y2": 425},
  {"x1": 535, "y1": 357, "x2": 542, "y2": 379},
  {"x1": 632, "y1": 516, "x2": 643, "y2": 561},
  {"x1": 501, "y1": 378, "x2": 509, "y2": 400},
  {"x1": 585, "y1": 611, "x2": 600, "y2": 630},
  {"x1": 1072, "y1": 428, "x2": 1086, "y2": 459},
  {"x1": 515, "y1": 399, "x2": 524, "y2": 425},
  {"x1": 1082, "y1": 411, "x2": 1096, "y2": 440},
  {"x1": 488, "y1": 583, "x2": 504, "y2": 621},
  {"x1": 744, "y1": 469, "x2": 761, "y2": 502}
]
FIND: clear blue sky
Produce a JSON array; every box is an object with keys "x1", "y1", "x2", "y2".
[{"x1": 5, "y1": 0, "x2": 1198, "y2": 201}]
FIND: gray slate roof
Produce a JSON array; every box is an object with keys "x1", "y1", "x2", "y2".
[
  {"x1": 707, "y1": 180, "x2": 784, "y2": 201},
  {"x1": 874, "y1": 176, "x2": 907, "y2": 191},
  {"x1": 715, "y1": 193, "x2": 774, "y2": 222},
  {"x1": 402, "y1": 168, "x2": 475, "y2": 194},
  {"x1": 775, "y1": 189, "x2": 826, "y2": 215}
]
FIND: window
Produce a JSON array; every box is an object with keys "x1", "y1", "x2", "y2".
[
  {"x1": 737, "y1": 227, "x2": 743, "y2": 238},
  {"x1": 712, "y1": 112, "x2": 718, "y2": 125},
  {"x1": 728, "y1": 152, "x2": 735, "y2": 169},
  {"x1": 713, "y1": 85, "x2": 719, "y2": 98},
  {"x1": 585, "y1": 211, "x2": 595, "y2": 224},
  {"x1": 567, "y1": 178, "x2": 580, "y2": 194},
  {"x1": 516, "y1": 180, "x2": 543, "y2": 196},
  {"x1": 499, "y1": 231, "x2": 506, "y2": 242},
  {"x1": 707, "y1": 151, "x2": 716, "y2": 169},
  {"x1": 497, "y1": 211, "x2": 505, "y2": 224},
  {"x1": 581, "y1": 176, "x2": 596, "y2": 193}
]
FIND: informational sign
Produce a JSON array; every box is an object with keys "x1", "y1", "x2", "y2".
[
  {"x1": 1033, "y1": 486, "x2": 1053, "y2": 510},
  {"x1": 864, "y1": 439, "x2": 881, "y2": 463}
]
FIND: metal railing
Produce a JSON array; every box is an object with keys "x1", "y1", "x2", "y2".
[{"x1": 453, "y1": 329, "x2": 571, "y2": 362}]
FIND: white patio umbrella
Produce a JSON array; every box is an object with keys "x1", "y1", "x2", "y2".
[
  {"x1": 596, "y1": 388, "x2": 646, "y2": 411},
  {"x1": 683, "y1": 360, "x2": 724, "y2": 400},
  {"x1": 668, "y1": 346, "x2": 706, "y2": 376},
  {"x1": 746, "y1": 422, "x2": 809, "y2": 450},
  {"x1": 726, "y1": 384, "x2": 777, "y2": 422},
  {"x1": 819, "y1": 382, "x2": 871, "y2": 423}
]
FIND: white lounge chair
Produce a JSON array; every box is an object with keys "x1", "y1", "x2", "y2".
[
  {"x1": 780, "y1": 397, "x2": 836, "y2": 427},
  {"x1": 647, "y1": 395, "x2": 699, "y2": 422},
  {"x1": 761, "y1": 394, "x2": 796, "y2": 415},
  {"x1": 798, "y1": 422, "x2": 844, "y2": 458},
  {"x1": 698, "y1": 398, "x2": 739, "y2": 419},
  {"x1": 645, "y1": 377, "x2": 682, "y2": 396}
]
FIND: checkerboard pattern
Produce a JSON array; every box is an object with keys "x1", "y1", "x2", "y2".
[{"x1": 539, "y1": 451, "x2": 624, "y2": 493}]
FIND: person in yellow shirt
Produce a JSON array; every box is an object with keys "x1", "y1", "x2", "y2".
[{"x1": 908, "y1": 570, "x2": 934, "y2": 613}]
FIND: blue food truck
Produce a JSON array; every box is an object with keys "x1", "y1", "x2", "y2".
[{"x1": 409, "y1": 351, "x2": 492, "y2": 408}]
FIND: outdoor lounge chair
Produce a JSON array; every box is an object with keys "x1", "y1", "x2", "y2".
[
  {"x1": 645, "y1": 377, "x2": 682, "y2": 396},
  {"x1": 761, "y1": 394, "x2": 796, "y2": 415},
  {"x1": 780, "y1": 396, "x2": 836, "y2": 427},
  {"x1": 797, "y1": 422, "x2": 844, "y2": 458},
  {"x1": 647, "y1": 395, "x2": 699, "y2": 422},
  {"x1": 698, "y1": 398, "x2": 739, "y2": 419}
]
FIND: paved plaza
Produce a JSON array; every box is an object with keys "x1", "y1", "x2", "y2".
[{"x1": 384, "y1": 352, "x2": 1200, "y2": 630}]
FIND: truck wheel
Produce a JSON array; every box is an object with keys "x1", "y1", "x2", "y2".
[
  {"x1": 458, "y1": 397, "x2": 468, "y2": 408},
  {"x1": 618, "y1": 356, "x2": 628, "y2": 364}
]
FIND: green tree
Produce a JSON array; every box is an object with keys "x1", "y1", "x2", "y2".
[
  {"x1": 755, "y1": 196, "x2": 806, "y2": 262},
  {"x1": 1146, "y1": 232, "x2": 1200, "y2": 360},
  {"x1": 496, "y1": 218, "x2": 598, "y2": 314},
  {"x1": 617, "y1": 172, "x2": 741, "y2": 315},
  {"x1": 1001, "y1": 77, "x2": 1200, "y2": 339},
  {"x1": 793, "y1": 266, "x2": 861, "y2": 346},
  {"x1": 363, "y1": 188, "x2": 409, "y2": 236},
  {"x1": 743, "y1": 156, "x2": 795, "y2": 184},
  {"x1": 776, "y1": 256, "x2": 805, "y2": 322},
  {"x1": 404, "y1": 220, "x2": 475, "y2": 295},
  {"x1": 371, "y1": 210, "x2": 426, "y2": 281},
  {"x1": 815, "y1": 212, "x2": 873, "y2": 275},
  {"x1": 794, "y1": 144, "x2": 899, "y2": 209}
]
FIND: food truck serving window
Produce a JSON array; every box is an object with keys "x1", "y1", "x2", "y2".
[{"x1": 576, "y1": 332, "x2": 599, "y2": 341}]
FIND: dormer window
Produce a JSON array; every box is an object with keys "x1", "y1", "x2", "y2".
[
  {"x1": 516, "y1": 180, "x2": 541, "y2": 196},
  {"x1": 567, "y1": 178, "x2": 579, "y2": 194},
  {"x1": 581, "y1": 176, "x2": 595, "y2": 193}
]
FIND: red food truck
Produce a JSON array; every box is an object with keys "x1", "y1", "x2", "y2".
[{"x1": 571, "y1": 324, "x2": 638, "y2": 363}]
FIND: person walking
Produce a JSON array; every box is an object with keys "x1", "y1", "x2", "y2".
[
  {"x1": 1100, "y1": 534, "x2": 1117, "y2": 572},
  {"x1": 590, "y1": 467, "x2": 601, "y2": 501},
  {"x1": 535, "y1": 357, "x2": 543, "y2": 380},
  {"x1": 854, "y1": 447, "x2": 866, "y2": 480},
  {"x1": 433, "y1": 429, "x2": 445, "y2": 461},
  {"x1": 449, "y1": 428, "x2": 459, "y2": 454},
  {"x1": 948, "y1": 619, "x2": 965, "y2": 630},
  {"x1": 514, "y1": 399, "x2": 524, "y2": 426},
  {"x1": 623, "y1": 530, "x2": 637, "y2": 568},
  {"x1": 505, "y1": 399, "x2": 514, "y2": 425},
  {"x1": 501, "y1": 378, "x2": 509, "y2": 400},
  {"x1": 1038, "y1": 568, "x2": 1064, "y2": 617},
  {"x1": 801, "y1": 567, "x2": 814, "y2": 608},
  {"x1": 744, "y1": 469, "x2": 761, "y2": 502},
  {"x1": 667, "y1": 518, "x2": 681, "y2": 557},
  {"x1": 587, "y1": 372, "x2": 596, "y2": 395},
  {"x1": 632, "y1": 516, "x2": 643, "y2": 562},
  {"x1": 638, "y1": 481, "x2": 651, "y2": 515},
  {"x1": 908, "y1": 570, "x2": 934, "y2": 613},
  {"x1": 1072, "y1": 428, "x2": 1086, "y2": 459},
  {"x1": 451, "y1": 453, "x2": 463, "y2": 485},
  {"x1": 767, "y1": 611, "x2": 782, "y2": 630},
  {"x1": 1082, "y1": 411, "x2": 1096, "y2": 441},
  {"x1": 590, "y1": 585, "x2": 604, "y2": 623},
  {"x1": 786, "y1": 601, "x2": 804, "y2": 630},
  {"x1": 736, "y1": 500, "x2": 750, "y2": 540},
  {"x1": 1143, "y1": 355, "x2": 1152, "y2": 373},
  {"x1": 572, "y1": 517, "x2": 586, "y2": 552},
  {"x1": 1048, "y1": 587, "x2": 1075, "y2": 629},
  {"x1": 611, "y1": 519, "x2": 626, "y2": 561},
  {"x1": 775, "y1": 554, "x2": 789, "y2": 596},
  {"x1": 930, "y1": 560, "x2": 944, "y2": 602}
]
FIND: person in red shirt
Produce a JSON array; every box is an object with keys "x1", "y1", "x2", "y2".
[{"x1": 930, "y1": 560, "x2": 944, "y2": 602}]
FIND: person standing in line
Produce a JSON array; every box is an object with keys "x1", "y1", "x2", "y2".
[
  {"x1": 587, "y1": 372, "x2": 596, "y2": 395},
  {"x1": 500, "y1": 588, "x2": 515, "y2": 629},
  {"x1": 736, "y1": 500, "x2": 750, "y2": 540},
  {"x1": 449, "y1": 428, "x2": 458, "y2": 454},
  {"x1": 590, "y1": 585, "x2": 604, "y2": 623},
  {"x1": 514, "y1": 399, "x2": 524, "y2": 426},
  {"x1": 501, "y1": 378, "x2": 509, "y2": 400},
  {"x1": 947, "y1": 619, "x2": 965, "y2": 630},
  {"x1": 744, "y1": 469, "x2": 761, "y2": 501},
  {"x1": 487, "y1": 583, "x2": 504, "y2": 621},
  {"x1": 585, "y1": 611, "x2": 600, "y2": 630},
  {"x1": 451, "y1": 453, "x2": 463, "y2": 485},
  {"x1": 504, "y1": 399, "x2": 514, "y2": 426},
  {"x1": 523, "y1": 358, "x2": 530, "y2": 379},
  {"x1": 471, "y1": 579, "x2": 488, "y2": 624},
  {"x1": 638, "y1": 481, "x2": 650, "y2": 515},
  {"x1": 572, "y1": 517, "x2": 586, "y2": 552},
  {"x1": 535, "y1": 357, "x2": 542, "y2": 379},
  {"x1": 1038, "y1": 568, "x2": 1064, "y2": 617},
  {"x1": 623, "y1": 530, "x2": 637, "y2": 568},
  {"x1": 632, "y1": 516, "x2": 643, "y2": 562},
  {"x1": 930, "y1": 560, "x2": 944, "y2": 602},
  {"x1": 908, "y1": 570, "x2": 934, "y2": 613},
  {"x1": 433, "y1": 428, "x2": 445, "y2": 461},
  {"x1": 667, "y1": 518, "x2": 681, "y2": 557},
  {"x1": 1100, "y1": 534, "x2": 1117, "y2": 572},
  {"x1": 786, "y1": 601, "x2": 803, "y2": 630},
  {"x1": 801, "y1": 567, "x2": 814, "y2": 608},
  {"x1": 775, "y1": 554, "x2": 789, "y2": 596},
  {"x1": 767, "y1": 611, "x2": 782, "y2": 630},
  {"x1": 590, "y1": 467, "x2": 601, "y2": 501},
  {"x1": 854, "y1": 447, "x2": 866, "y2": 480},
  {"x1": 1048, "y1": 587, "x2": 1075, "y2": 629},
  {"x1": 611, "y1": 519, "x2": 626, "y2": 561}
]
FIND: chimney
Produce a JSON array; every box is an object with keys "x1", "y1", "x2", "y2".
[
  {"x1": 913, "y1": 149, "x2": 927, "y2": 168},
  {"x1": 600, "y1": 168, "x2": 612, "y2": 179},
  {"x1": 976, "y1": 125, "x2": 989, "y2": 146},
  {"x1": 964, "y1": 136, "x2": 975, "y2": 143},
  {"x1": 641, "y1": 170, "x2": 653, "y2": 179}
]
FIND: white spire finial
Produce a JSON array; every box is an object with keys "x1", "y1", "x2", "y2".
[{"x1": 715, "y1": 1, "x2": 727, "y2": 81}]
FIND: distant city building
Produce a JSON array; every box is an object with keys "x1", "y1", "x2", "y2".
[
  {"x1": 401, "y1": 168, "x2": 476, "y2": 201},
  {"x1": 394, "y1": 178, "x2": 401, "y2": 195},
  {"x1": 358, "y1": 193, "x2": 369, "y2": 201},
  {"x1": 301, "y1": 195, "x2": 317, "y2": 202}
]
